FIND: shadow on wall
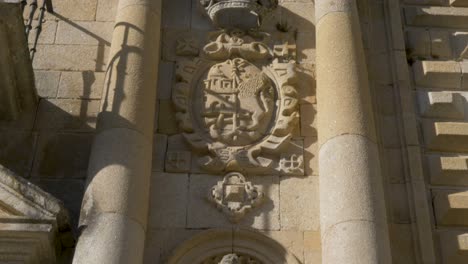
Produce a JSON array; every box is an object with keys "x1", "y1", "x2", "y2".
[{"x1": 0, "y1": 7, "x2": 115, "y2": 236}]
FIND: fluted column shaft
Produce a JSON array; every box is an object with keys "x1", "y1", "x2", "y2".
[
  {"x1": 73, "y1": 0, "x2": 161, "y2": 263},
  {"x1": 315, "y1": 1, "x2": 392, "y2": 263}
]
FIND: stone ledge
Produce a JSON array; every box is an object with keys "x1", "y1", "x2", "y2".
[
  {"x1": 434, "y1": 189, "x2": 468, "y2": 226},
  {"x1": 423, "y1": 121, "x2": 468, "y2": 152},
  {"x1": 429, "y1": 155, "x2": 468, "y2": 186},
  {"x1": 405, "y1": 6, "x2": 468, "y2": 29}
]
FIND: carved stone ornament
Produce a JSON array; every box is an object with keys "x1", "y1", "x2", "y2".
[
  {"x1": 172, "y1": 30, "x2": 300, "y2": 174},
  {"x1": 199, "y1": 0, "x2": 278, "y2": 29},
  {"x1": 208, "y1": 172, "x2": 264, "y2": 222}
]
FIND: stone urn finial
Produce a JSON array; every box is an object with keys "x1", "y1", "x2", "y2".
[{"x1": 199, "y1": 0, "x2": 278, "y2": 30}]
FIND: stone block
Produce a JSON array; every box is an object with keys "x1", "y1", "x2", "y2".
[
  {"x1": 384, "y1": 148, "x2": 405, "y2": 184},
  {"x1": 462, "y1": 61, "x2": 468, "y2": 89},
  {"x1": 388, "y1": 184, "x2": 411, "y2": 223},
  {"x1": 50, "y1": 0, "x2": 98, "y2": 21},
  {"x1": 368, "y1": 53, "x2": 393, "y2": 85},
  {"x1": 57, "y1": 71, "x2": 105, "y2": 99},
  {"x1": 405, "y1": 6, "x2": 468, "y2": 28},
  {"x1": 148, "y1": 173, "x2": 189, "y2": 229},
  {"x1": 413, "y1": 60, "x2": 461, "y2": 89},
  {"x1": 187, "y1": 174, "x2": 280, "y2": 230},
  {"x1": 33, "y1": 44, "x2": 108, "y2": 72},
  {"x1": 96, "y1": 0, "x2": 118, "y2": 21},
  {"x1": 143, "y1": 228, "x2": 201, "y2": 263},
  {"x1": 157, "y1": 62, "x2": 174, "y2": 100},
  {"x1": 190, "y1": 0, "x2": 215, "y2": 31},
  {"x1": 434, "y1": 189, "x2": 468, "y2": 226},
  {"x1": 152, "y1": 134, "x2": 167, "y2": 172},
  {"x1": 27, "y1": 20, "x2": 57, "y2": 45},
  {"x1": 388, "y1": 224, "x2": 417, "y2": 264},
  {"x1": 32, "y1": 132, "x2": 93, "y2": 179},
  {"x1": 55, "y1": 21, "x2": 113, "y2": 45},
  {"x1": 304, "y1": 137, "x2": 318, "y2": 176},
  {"x1": 304, "y1": 231, "x2": 321, "y2": 264},
  {"x1": 423, "y1": 121, "x2": 468, "y2": 152},
  {"x1": 296, "y1": 32, "x2": 315, "y2": 63},
  {"x1": 162, "y1": 0, "x2": 191, "y2": 29},
  {"x1": 261, "y1": 231, "x2": 304, "y2": 263},
  {"x1": 35, "y1": 98, "x2": 99, "y2": 131},
  {"x1": 34, "y1": 70, "x2": 60, "y2": 98},
  {"x1": 376, "y1": 86, "x2": 396, "y2": 115},
  {"x1": 430, "y1": 30, "x2": 452, "y2": 59},
  {"x1": 296, "y1": 63, "x2": 316, "y2": 104},
  {"x1": 380, "y1": 115, "x2": 401, "y2": 148},
  {"x1": 439, "y1": 231, "x2": 468, "y2": 264},
  {"x1": 161, "y1": 29, "x2": 207, "y2": 62},
  {"x1": 452, "y1": 32, "x2": 468, "y2": 60},
  {"x1": 279, "y1": 2, "x2": 315, "y2": 33},
  {"x1": 300, "y1": 104, "x2": 316, "y2": 137},
  {"x1": 157, "y1": 100, "x2": 178, "y2": 135},
  {"x1": 280, "y1": 176, "x2": 319, "y2": 231},
  {"x1": 428, "y1": 155, "x2": 468, "y2": 186},
  {"x1": 451, "y1": 0, "x2": 468, "y2": 6},
  {"x1": 418, "y1": 91, "x2": 465, "y2": 119},
  {"x1": 0, "y1": 131, "x2": 36, "y2": 177}
]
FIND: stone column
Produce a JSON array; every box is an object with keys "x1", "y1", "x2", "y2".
[
  {"x1": 315, "y1": 1, "x2": 392, "y2": 263},
  {"x1": 73, "y1": 0, "x2": 161, "y2": 263}
]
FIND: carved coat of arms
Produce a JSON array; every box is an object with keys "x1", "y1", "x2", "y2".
[{"x1": 171, "y1": 30, "x2": 303, "y2": 175}]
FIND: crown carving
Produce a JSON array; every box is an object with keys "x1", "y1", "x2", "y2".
[{"x1": 199, "y1": 0, "x2": 278, "y2": 29}]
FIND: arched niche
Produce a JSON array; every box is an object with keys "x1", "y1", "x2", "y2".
[{"x1": 167, "y1": 228, "x2": 301, "y2": 264}]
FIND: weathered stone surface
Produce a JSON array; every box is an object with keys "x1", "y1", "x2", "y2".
[
  {"x1": 413, "y1": 60, "x2": 461, "y2": 89},
  {"x1": 148, "y1": 172, "x2": 188, "y2": 229},
  {"x1": 430, "y1": 30, "x2": 452, "y2": 59},
  {"x1": 57, "y1": 71, "x2": 105, "y2": 99},
  {"x1": 34, "y1": 70, "x2": 60, "y2": 98},
  {"x1": 388, "y1": 224, "x2": 417, "y2": 264},
  {"x1": 162, "y1": 0, "x2": 191, "y2": 29},
  {"x1": 152, "y1": 134, "x2": 167, "y2": 172},
  {"x1": 157, "y1": 61, "x2": 174, "y2": 100},
  {"x1": 157, "y1": 100, "x2": 178, "y2": 135},
  {"x1": 304, "y1": 231, "x2": 321, "y2": 264},
  {"x1": 27, "y1": 20, "x2": 57, "y2": 45},
  {"x1": 280, "y1": 2, "x2": 315, "y2": 33},
  {"x1": 96, "y1": 0, "x2": 118, "y2": 21},
  {"x1": 434, "y1": 189, "x2": 468, "y2": 226},
  {"x1": 280, "y1": 176, "x2": 319, "y2": 230},
  {"x1": 33, "y1": 44, "x2": 108, "y2": 72},
  {"x1": 50, "y1": 0, "x2": 98, "y2": 21},
  {"x1": 143, "y1": 228, "x2": 201, "y2": 264},
  {"x1": 388, "y1": 184, "x2": 411, "y2": 223},
  {"x1": 406, "y1": 29, "x2": 430, "y2": 58},
  {"x1": 32, "y1": 133, "x2": 93, "y2": 179},
  {"x1": 187, "y1": 174, "x2": 280, "y2": 230},
  {"x1": 261, "y1": 231, "x2": 305, "y2": 263},
  {"x1": 55, "y1": 21, "x2": 113, "y2": 45},
  {"x1": 0, "y1": 131, "x2": 36, "y2": 177},
  {"x1": 429, "y1": 155, "x2": 468, "y2": 186},
  {"x1": 300, "y1": 104, "x2": 317, "y2": 137},
  {"x1": 35, "y1": 99, "x2": 99, "y2": 131}
]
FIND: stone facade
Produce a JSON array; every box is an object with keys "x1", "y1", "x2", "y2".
[{"x1": 0, "y1": 0, "x2": 467, "y2": 263}]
